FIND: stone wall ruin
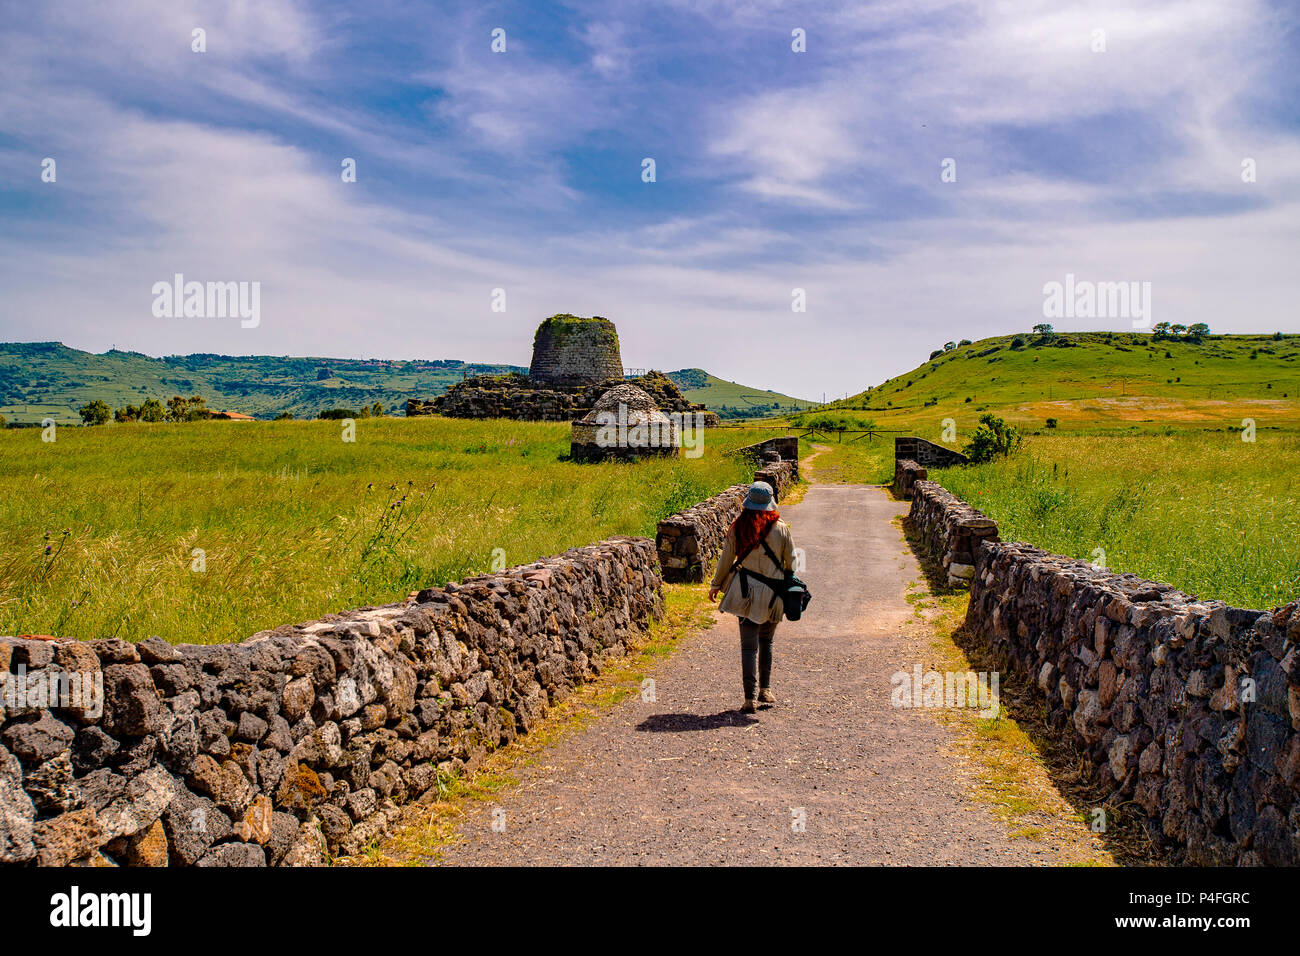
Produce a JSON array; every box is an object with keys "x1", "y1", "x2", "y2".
[{"x1": 907, "y1": 477, "x2": 1300, "y2": 865}]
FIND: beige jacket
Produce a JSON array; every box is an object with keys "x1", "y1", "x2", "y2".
[{"x1": 710, "y1": 519, "x2": 795, "y2": 624}]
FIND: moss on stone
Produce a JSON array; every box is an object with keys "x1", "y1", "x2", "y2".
[{"x1": 533, "y1": 314, "x2": 620, "y2": 351}]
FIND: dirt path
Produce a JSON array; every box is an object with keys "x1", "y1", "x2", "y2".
[{"x1": 426, "y1": 481, "x2": 1091, "y2": 866}]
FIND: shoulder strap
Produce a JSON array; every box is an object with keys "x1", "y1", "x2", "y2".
[
  {"x1": 758, "y1": 529, "x2": 785, "y2": 573},
  {"x1": 726, "y1": 538, "x2": 761, "y2": 580}
]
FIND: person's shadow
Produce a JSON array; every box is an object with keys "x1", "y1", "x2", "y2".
[{"x1": 635, "y1": 710, "x2": 756, "y2": 732}]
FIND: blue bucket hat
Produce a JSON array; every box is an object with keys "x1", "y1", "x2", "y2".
[{"x1": 743, "y1": 481, "x2": 776, "y2": 511}]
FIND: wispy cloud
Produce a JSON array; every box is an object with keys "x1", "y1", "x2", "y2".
[{"x1": 1, "y1": 0, "x2": 1297, "y2": 399}]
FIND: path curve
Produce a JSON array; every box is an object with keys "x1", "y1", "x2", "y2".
[{"x1": 430, "y1": 483, "x2": 1073, "y2": 865}]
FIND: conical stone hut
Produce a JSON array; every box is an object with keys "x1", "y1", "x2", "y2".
[{"x1": 570, "y1": 383, "x2": 680, "y2": 461}]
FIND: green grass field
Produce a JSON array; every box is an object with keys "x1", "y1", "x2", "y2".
[
  {"x1": 935, "y1": 432, "x2": 1300, "y2": 611},
  {"x1": 0, "y1": 418, "x2": 769, "y2": 644}
]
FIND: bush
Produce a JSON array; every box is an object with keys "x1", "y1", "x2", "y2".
[
  {"x1": 166, "y1": 395, "x2": 208, "y2": 422},
  {"x1": 318, "y1": 408, "x2": 357, "y2": 420},
  {"x1": 962, "y1": 413, "x2": 1022, "y2": 464},
  {"x1": 79, "y1": 400, "x2": 111, "y2": 426},
  {"x1": 800, "y1": 412, "x2": 877, "y2": 430},
  {"x1": 1045, "y1": 418, "x2": 1058, "y2": 429},
  {"x1": 1010, "y1": 336, "x2": 1026, "y2": 350}
]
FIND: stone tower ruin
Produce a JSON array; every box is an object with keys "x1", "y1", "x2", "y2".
[{"x1": 528, "y1": 314, "x2": 624, "y2": 386}]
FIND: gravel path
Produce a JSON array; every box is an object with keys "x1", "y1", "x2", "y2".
[{"x1": 430, "y1": 482, "x2": 1075, "y2": 865}]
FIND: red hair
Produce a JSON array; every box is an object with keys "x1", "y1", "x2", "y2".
[{"x1": 731, "y1": 508, "x2": 780, "y2": 558}]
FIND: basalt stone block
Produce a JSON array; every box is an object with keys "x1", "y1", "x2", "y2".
[
  {"x1": 24, "y1": 750, "x2": 81, "y2": 814},
  {"x1": 137, "y1": 637, "x2": 181, "y2": 665},
  {"x1": 0, "y1": 745, "x2": 36, "y2": 863},
  {"x1": 97, "y1": 766, "x2": 177, "y2": 842},
  {"x1": 88, "y1": 638, "x2": 140, "y2": 665},
  {"x1": 196, "y1": 841, "x2": 267, "y2": 867},
  {"x1": 102, "y1": 664, "x2": 167, "y2": 737},
  {"x1": 163, "y1": 786, "x2": 232, "y2": 866},
  {"x1": 33, "y1": 807, "x2": 107, "y2": 866},
  {"x1": 189, "y1": 755, "x2": 254, "y2": 816},
  {"x1": 78, "y1": 768, "x2": 127, "y2": 813}
]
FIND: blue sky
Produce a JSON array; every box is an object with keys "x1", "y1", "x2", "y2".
[{"x1": 2, "y1": 0, "x2": 1298, "y2": 399}]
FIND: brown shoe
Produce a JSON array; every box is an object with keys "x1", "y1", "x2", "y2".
[
  {"x1": 758, "y1": 688, "x2": 776, "y2": 704},
  {"x1": 741, "y1": 698, "x2": 757, "y2": 714}
]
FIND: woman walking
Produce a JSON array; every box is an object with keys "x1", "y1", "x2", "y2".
[{"x1": 708, "y1": 481, "x2": 796, "y2": 714}]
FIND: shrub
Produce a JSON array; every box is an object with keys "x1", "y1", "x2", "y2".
[
  {"x1": 962, "y1": 413, "x2": 1022, "y2": 463},
  {"x1": 166, "y1": 394, "x2": 208, "y2": 422},
  {"x1": 1046, "y1": 418, "x2": 1058, "y2": 429},
  {"x1": 79, "y1": 400, "x2": 111, "y2": 426},
  {"x1": 1010, "y1": 336, "x2": 1026, "y2": 350},
  {"x1": 318, "y1": 408, "x2": 357, "y2": 420}
]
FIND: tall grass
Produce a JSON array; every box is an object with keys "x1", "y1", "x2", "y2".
[
  {"x1": 0, "y1": 418, "x2": 768, "y2": 644},
  {"x1": 936, "y1": 432, "x2": 1300, "y2": 610}
]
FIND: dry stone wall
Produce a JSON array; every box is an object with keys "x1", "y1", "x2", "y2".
[
  {"x1": 909, "y1": 477, "x2": 1300, "y2": 865},
  {"x1": 656, "y1": 436, "x2": 799, "y2": 583},
  {"x1": 893, "y1": 458, "x2": 927, "y2": 499},
  {"x1": 894, "y1": 436, "x2": 968, "y2": 468},
  {"x1": 0, "y1": 538, "x2": 662, "y2": 867},
  {"x1": 738, "y1": 436, "x2": 799, "y2": 468},
  {"x1": 907, "y1": 480, "x2": 1000, "y2": 586},
  {"x1": 656, "y1": 485, "x2": 747, "y2": 583}
]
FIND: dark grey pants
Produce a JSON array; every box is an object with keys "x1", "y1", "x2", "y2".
[{"x1": 739, "y1": 618, "x2": 778, "y2": 699}]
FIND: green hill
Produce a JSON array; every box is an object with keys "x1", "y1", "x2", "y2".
[
  {"x1": 0, "y1": 342, "x2": 527, "y2": 424},
  {"x1": 0, "y1": 344, "x2": 811, "y2": 424},
  {"x1": 793, "y1": 330, "x2": 1300, "y2": 433},
  {"x1": 666, "y1": 368, "x2": 815, "y2": 420}
]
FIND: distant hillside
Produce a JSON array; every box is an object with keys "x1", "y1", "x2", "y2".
[
  {"x1": 0, "y1": 342, "x2": 527, "y2": 423},
  {"x1": 666, "y1": 368, "x2": 815, "y2": 420},
  {"x1": 0, "y1": 344, "x2": 809, "y2": 424},
  {"x1": 793, "y1": 331, "x2": 1300, "y2": 432}
]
